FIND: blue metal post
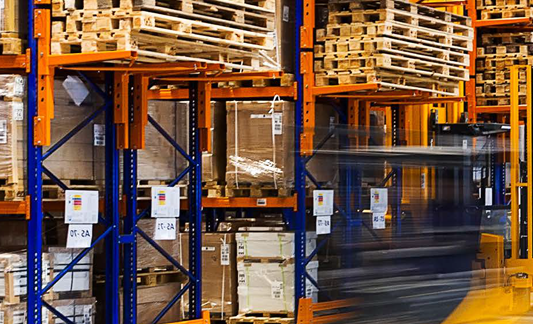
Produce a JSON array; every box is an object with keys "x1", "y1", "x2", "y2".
[
  {"x1": 104, "y1": 72, "x2": 120, "y2": 323},
  {"x1": 123, "y1": 148, "x2": 138, "y2": 323},
  {"x1": 188, "y1": 81, "x2": 202, "y2": 318},
  {"x1": 294, "y1": 0, "x2": 307, "y2": 309},
  {"x1": 27, "y1": 0, "x2": 43, "y2": 321}
]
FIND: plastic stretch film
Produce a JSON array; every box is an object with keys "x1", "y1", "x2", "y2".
[
  {"x1": 0, "y1": 75, "x2": 25, "y2": 199},
  {"x1": 235, "y1": 232, "x2": 317, "y2": 259},
  {"x1": 237, "y1": 261, "x2": 319, "y2": 313}
]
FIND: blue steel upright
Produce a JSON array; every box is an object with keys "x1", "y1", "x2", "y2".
[
  {"x1": 27, "y1": 0, "x2": 43, "y2": 321},
  {"x1": 104, "y1": 72, "x2": 121, "y2": 324},
  {"x1": 293, "y1": 0, "x2": 307, "y2": 309}
]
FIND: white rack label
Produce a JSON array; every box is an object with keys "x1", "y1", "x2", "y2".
[
  {"x1": 0, "y1": 120, "x2": 7, "y2": 144},
  {"x1": 313, "y1": 190, "x2": 334, "y2": 216},
  {"x1": 316, "y1": 215, "x2": 331, "y2": 235},
  {"x1": 372, "y1": 213, "x2": 386, "y2": 230},
  {"x1": 221, "y1": 244, "x2": 230, "y2": 265},
  {"x1": 237, "y1": 241, "x2": 245, "y2": 256},
  {"x1": 271, "y1": 281, "x2": 283, "y2": 299},
  {"x1": 238, "y1": 272, "x2": 246, "y2": 285},
  {"x1": 283, "y1": 5, "x2": 290, "y2": 22},
  {"x1": 256, "y1": 198, "x2": 267, "y2": 206},
  {"x1": 12, "y1": 101, "x2": 23, "y2": 121},
  {"x1": 273, "y1": 112, "x2": 283, "y2": 135},
  {"x1": 370, "y1": 188, "x2": 388, "y2": 213},
  {"x1": 151, "y1": 187, "x2": 180, "y2": 218},
  {"x1": 93, "y1": 124, "x2": 105, "y2": 146},
  {"x1": 485, "y1": 187, "x2": 493, "y2": 206},
  {"x1": 65, "y1": 190, "x2": 99, "y2": 224},
  {"x1": 0, "y1": 310, "x2": 4, "y2": 324},
  {"x1": 66, "y1": 224, "x2": 93, "y2": 248},
  {"x1": 154, "y1": 218, "x2": 177, "y2": 240}
]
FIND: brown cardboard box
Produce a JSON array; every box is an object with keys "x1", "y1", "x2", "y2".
[
  {"x1": 181, "y1": 233, "x2": 237, "y2": 318},
  {"x1": 275, "y1": 0, "x2": 296, "y2": 72},
  {"x1": 52, "y1": 297, "x2": 96, "y2": 324},
  {"x1": 137, "y1": 219, "x2": 181, "y2": 269},
  {"x1": 226, "y1": 101, "x2": 294, "y2": 188},
  {"x1": 120, "y1": 282, "x2": 182, "y2": 324}
]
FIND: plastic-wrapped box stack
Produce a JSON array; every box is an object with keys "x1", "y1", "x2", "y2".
[
  {"x1": 235, "y1": 232, "x2": 318, "y2": 315},
  {"x1": 0, "y1": 75, "x2": 25, "y2": 201},
  {"x1": 226, "y1": 101, "x2": 338, "y2": 197}
]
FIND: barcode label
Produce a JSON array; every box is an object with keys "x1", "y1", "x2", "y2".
[
  {"x1": 12, "y1": 102, "x2": 23, "y2": 120},
  {"x1": 283, "y1": 6, "x2": 290, "y2": 22},
  {"x1": 93, "y1": 124, "x2": 105, "y2": 146},
  {"x1": 237, "y1": 241, "x2": 245, "y2": 256},
  {"x1": 238, "y1": 272, "x2": 246, "y2": 285},
  {"x1": 221, "y1": 244, "x2": 230, "y2": 265},
  {"x1": 0, "y1": 120, "x2": 7, "y2": 144},
  {"x1": 273, "y1": 113, "x2": 282, "y2": 135},
  {"x1": 271, "y1": 281, "x2": 283, "y2": 299},
  {"x1": 0, "y1": 310, "x2": 4, "y2": 324}
]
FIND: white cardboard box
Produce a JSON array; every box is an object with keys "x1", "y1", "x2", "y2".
[
  {"x1": 50, "y1": 248, "x2": 92, "y2": 293},
  {"x1": 237, "y1": 261, "x2": 318, "y2": 313},
  {"x1": 236, "y1": 232, "x2": 317, "y2": 259}
]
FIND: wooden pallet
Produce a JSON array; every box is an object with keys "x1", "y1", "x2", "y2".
[
  {"x1": 328, "y1": 0, "x2": 471, "y2": 26},
  {"x1": 216, "y1": 73, "x2": 295, "y2": 88},
  {"x1": 476, "y1": 70, "x2": 527, "y2": 83},
  {"x1": 41, "y1": 179, "x2": 102, "y2": 200},
  {"x1": 476, "y1": 83, "x2": 527, "y2": 96},
  {"x1": 137, "y1": 180, "x2": 188, "y2": 200},
  {"x1": 225, "y1": 185, "x2": 292, "y2": 198},
  {"x1": 229, "y1": 313, "x2": 294, "y2": 324},
  {"x1": 315, "y1": 69, "x2": 459, "y2": 96},
  {"x1": 476, "y1": 54, "x2": 533, "y2": 70},
  {"x1": 202, "y1": 181, "x2": 225, "y2": 198},
  {"x1": 315, "y1": 53, "x2": 468, "y2": 81},
  {"x1": 477, "y1": 0, "x2": 531, "y2": 9},
  {"x1": 481, "y1": 32, "x2": 533, "y2": 46},
  {"x1": 136, "y1": 266, "x2": 187, "y2": 286},
  {"x1": 320, "y1": 21, "x2": 471, "y2": 52},
  {"x1": 327, "y1": 8, "x2": 472, "y2": 38},
  {"x1": 480, "y1": 7, "x2": 533, "y2": 19},
  {"x1": 0, "y1": 33, "x2": 22, "y2": 54},
  {"x1": 478, "y1": 44, "x2": 533, "y2": 55},
  {"x1": 477, "y1": 96, "x2": 527, "y2": 106},
  {"x1": 315, "y1": 36, "x2": 470, "y2": 66}
]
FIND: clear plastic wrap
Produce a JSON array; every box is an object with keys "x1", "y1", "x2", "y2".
[
  {"x1": 235, "y1": 232, "x2": 317, "y2": 259},
  {"x1": 226, "y1": 101, "x2": 294, "y2": 188},
  {"x1": 237, "y1": 261, "x2": 318, "y2": 313},
  {"x1": 0, "y1": 251, "x2": 52, "y2": 299},
  {"x1": 52, "y1": 297, "x2": 96, "y2": 324}
]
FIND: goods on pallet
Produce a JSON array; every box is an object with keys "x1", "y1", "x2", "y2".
[
  {"x1": 226, "y1": 101, "x2": 336, "y2": 197},
  {"x1": 51, "y1": 297, "x2": 96, "y2": 324},
  {"x1": 0, "y1": 251, "x2": 53, "y2": 304},
  {"x1": 119, "y1": 282, "x2": 182, "y2": 323},
  {"x1": 0, "y1": 0, "x2": 24, "y2": 54},
  {"x1": 137, "y1": 219, "x2": 181, "y2": 269},
  {"x1": 237, "y1": 261, "x2": 319, "y2": 314},
  {"x1": 0, "y1": 303, "x2": 52, "y2": 324},
  {"x1": 477, "y1": 0, "x2": 533, "y2": 19},
  {"x1": 0, "y1": 75, "x2": 25, "y2": 200},
  {"x1": 49, "y1": 248, "x2": 93, "y2": 298},
  {"x1": 314, "y1": 0, "x2": 473, "y2": 95},
  {"x1": 181, "y1": 233, "x2": 238, "y2": 318},
  {"x1": 50, "y1": 0, "x2": 280, "y2": 70},
  {"x1": 476, "y1": 32, "x2": 532, "y2": 106},
  {"x1": 235, "y1": 232, "x2": 317, "y2": 260}
]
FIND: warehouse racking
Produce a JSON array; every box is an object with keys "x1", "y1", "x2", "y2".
[{"x1": 0, "y1": 0, "x2": 480, "y2": 324}]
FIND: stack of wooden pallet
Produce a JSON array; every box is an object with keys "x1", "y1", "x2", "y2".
[
  {"x1": 314, "y1": 0, "x2": 473, "y2": 95},
  {"x1": 51, "y1": 0, "x2": 278, "y2": 70},
  {"x1": 476, "y1": 32, "x2": 531, "y2": 106},
  {"x1": 477, "y1": 0, "x2": 533, "y2": 20},
  {"x1": 0, "y1": 0, "x2": 23, "y2": 54}
]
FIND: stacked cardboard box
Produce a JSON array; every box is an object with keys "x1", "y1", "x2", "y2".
[
  {"x1": 0, "y1": 303, "x2": 52, "y2": 324},
  {"x1": 49, "y1": 248, "x2": 93, "y2": 299},
  {"x1": 0, "y1": 75, "x2": 25, "y2": 201},
  {"x1": 51, "y1": 297, "x2": 96, "y2": 324},
  {"x1": 235, "y1": 232, "x2": 318, "y2": 314},
  {"x1": 226, "y1": 101, "x2": 338, "y2": 196}
]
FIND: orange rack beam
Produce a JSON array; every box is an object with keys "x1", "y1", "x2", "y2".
[
  {"x1": 0, "y1": 196, "x2": 31, "y2": 219},
  {"x1": 148, "y1": 86, "x2": 297, "y2": 101}
]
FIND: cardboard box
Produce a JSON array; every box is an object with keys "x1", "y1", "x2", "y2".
[
  {"x1": 226, "y1": 101, "x2": 294, "y2": 188},
  {"x1": 120, "y1": 282, "x2": 182, "y2": 324},
  {"x1": 49, "y1": 248, "x2": 92, "y2": 296},
  {"x1": 0, "y1": 303, "x2": 52, "y2": 324},
  {"x1": 181, "y1": 233, "x2": 238, "y2": 317},
  {"x1": 52, "y1": 297, "x2": 96, "y2": 324},
  {"x1": 237, "y1": 261, "x2": 319, "y2": 313},
  {"x1": 136, "y1": 219, "x2": 182, "y2": 269},
  {"x1": 235, "y1": 232, "x2": 317, "y2": 260}
]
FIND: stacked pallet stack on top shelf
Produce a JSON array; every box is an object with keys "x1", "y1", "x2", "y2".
[
  {"x1": 0, "y1": 0, "x2": 23, "y2": 54},
  {"x1": 50, "y1": 0, "x2": 279, "y2": 70},
  {"x1": 314, "y1": 0, "x2": 473, "y2": 95}
]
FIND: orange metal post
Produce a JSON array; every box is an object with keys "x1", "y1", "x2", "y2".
[
  {"x1": 197, "y1": 81, "x2": 212, "y2": 152},
  {"x1": 130, "y1": 75, "x2": 149, "y2": 149},
  {"x1": 114, "y1": 72, "x2": 129, "y2": 149},
  {"x1": 34, "y1": 9, "x2": 53, "y2": 146}
]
